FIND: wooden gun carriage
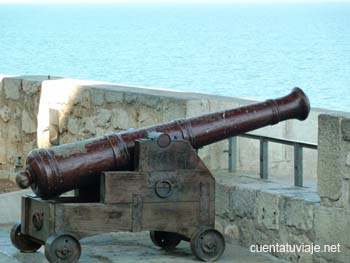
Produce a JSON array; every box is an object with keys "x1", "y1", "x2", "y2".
[{"x1": 11, "y1": 88, "x2": 310, "y2": 262}]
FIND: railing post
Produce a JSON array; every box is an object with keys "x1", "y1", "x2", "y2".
[
  {"x1": 260, "y1": 138, "x2": 268, "y2": 179},
  {"x1": 294, "y1": 143, "x2": 303, "y2": 187},
  {"x1": 228, "y1": 137, "x2": 237, "y2": 172}
]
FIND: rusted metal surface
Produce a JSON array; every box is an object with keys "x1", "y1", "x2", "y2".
[{"x1": 17, "y1": 88, "x2": 310, "y2": 198}]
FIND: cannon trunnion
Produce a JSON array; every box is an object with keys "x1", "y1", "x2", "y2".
[{"x1": 12, "y1": 135, "x2": 225, "y2": 262}]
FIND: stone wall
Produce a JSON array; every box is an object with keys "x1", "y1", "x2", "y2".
[
  {"x1": 0, "y1": 75, "x2": 331, "y2": 184},
  {"x1": 36, "y1": 78, "x2": 332, "y2": 182},
  {"x1": 216, "y1": 113, "x2": 350, "y2": 263},
  {"x1": 36, "y1": 78, "x2": 239, "y2": 170},
  {"x1": 315, "y1": 114, "x2": 350, "y2": 263},
  {"x1": 215, "y1": 172, "x2": 319, "y2": 263},
  {"x1": 0, "y1": 75, "x2": 53, "y2": 175}
]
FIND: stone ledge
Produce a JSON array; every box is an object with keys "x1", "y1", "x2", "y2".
[{"x1": 214, "y1": 170, "x2": 320, "y2": 263}]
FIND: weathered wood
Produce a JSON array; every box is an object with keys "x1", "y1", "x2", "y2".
[
  {"x1": 21, "y1": 196, "x2": 55, "y2": 242},
  {"x1": 101, "y1": 172, "x2": 148, "y2": 204},
  {"x1": 141, "y1": 201, "x2": 215, "y2": 237},
  {"x1": 17, "y1": 137, "x2": 221, "y2": 261},
  {"x1": 55, "y1": 203, "x2": 132, "y2": 237},
  {"x1": 135, "y1": 140, "x2": 209, "y2": 172},
  {"x1": 101, "y1": 170, "x2": 215, "y2": 204},
  {"x1": 131, "y1": 195, "x2": 143, "y2": 232}
]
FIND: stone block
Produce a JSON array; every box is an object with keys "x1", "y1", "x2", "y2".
[
  {"x1": 161, "y1": 98, "x2": 186, "y2": 121},
  {"x1": 71, "y1": 106, "x2": 85, "y2": 118},
  {"x1": 256, "y1": 192, "x2": 283, "y2": 230},
  {"x1": 238, "y1": 218, "x2": 256, "y2": 246},
  {"x1": 208, "y1": 98, "x2": 240, "y2": 113},
  {"x1": 6, "y1": 143, "x2": 21, "y2": 164},
  {"x1": 238, "y1": 137, "x2": 260, "y2": 172},
  {"x1": 203, "y1": 141, "x2": 228, "y2": 170},
  {"x1": 342, "y1": 146, "x2": 350, "y2": 180},
  {"x1": 83, "y1": 117, "x2": 97, "y2": 135},
  {"x1": 23, "y1": 141, "x2": 36, "y2": 157},
  {"x1": 224, "y1": 224, "x2": 240, "y2": 241},
  {"x1": 229, "y1": 186, "x2": 257, "y2": 219},
  {"x1": 215, "y1": 182, "x2": 231, "y2": 218},
  {"x1": 91, "y1": 88, "x2": 105, "y2": 106},
  {"x1": 318, "y1": 114, "x2": 350, "y2": 209},
  {"x1": 317, "y1": 114, "x2": 343, "y2": 203},
  {"x1": 22, "y1": 79, "x2": 41, "y2": 95},
  {"x1": 79, "y1": 89, "x2": 91, "y2": 109},
  {"x1": 67, "y1": 117, "x2": 81, "y2": 135},
  {"x1": 314, "y1": 206, "x2": 350, "y2": 263},
  {"x1": 59, "y1": 113, "x2": 68, "y2": 133},
  {"x1": 138, "y1": 108, "x2": 161, "y2": 127},
  {"x1": 7, "y1": 123, "x2": 21, "y2": 143},
  {"x1": 111, "y1": 108, "x2": 135, "y2": 130},
  {"x1": 0, "y1": 106, "x2": 11, "y2": 123},
  {"x1": 341, "y1": 118, "x2": 350, "y2": 142},
  {"x1": 186, "y1": 99, "x2": 210, "y2": 118},
  {"x1": 21, "y1": 110, "x2": 37, "y2": 134},
  {"x1": 346, "y1": 153, "x2": 350, "y2": 167},
  {"x1": 137, "y1": 94, "x2": 162, "y2": 110},
  {"x1": 0, "y1": 138, "x2": 6, "y2": 163},
  {"x1": 282, "y1": 198, "x2": 314, "y2": 231},
  {"x1": 105, "y1": 90, "x2": 124, "y2": 104},
  {"x1": 96, "y1": 109, "x2": 112, "y2": 127},
  {"x1": 298, "y1": 252, "x2": 313, "y2": 263},
  {"x1": 124, "y1": 92, "x2": 139, "y2": 105},
  {"x1": 3, "y1": 78, "x2": 21, "y2": 100},
  {"x1": 214, "y1": 216, "x2": 225, "y2": 234}
]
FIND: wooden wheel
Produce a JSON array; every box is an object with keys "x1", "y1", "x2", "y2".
[
  {"x1": 10, "y1": 223, "x2": 42, "y2": 253},
  {"x1": 190, "y1": 228, "x2": 225, "y2": 261},
  {"x1": 45, "y1": 233, "x2": 81, "y2": 263},
  {"x1": 150, "y1": 231, "x2": 182, "y2": 250}
]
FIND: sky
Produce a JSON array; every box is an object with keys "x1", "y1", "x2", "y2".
[{"x1": 0, "y1": 0, "x2": 348, "y2": 3}]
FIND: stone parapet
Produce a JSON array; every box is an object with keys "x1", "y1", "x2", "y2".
[
  {"x1": 318, "y1": 114, "x2": 350, "y2": 209},
  {"x1": 215, "y1": 171, "x2": 320, "y2": 263},
  {"x1": 215, "y1": 113, "x2": 350, "y2": 263},
  {"x1": 0, "y1": 75, "x2": 58, "y2": 171},
  {"x1": 1, "y1": 75, "x2": 337, "y2": 182}
]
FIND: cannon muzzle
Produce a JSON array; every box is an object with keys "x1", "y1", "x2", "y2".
[{"x1": 17, "y1": 88, "x2": 310, "y2": 198}]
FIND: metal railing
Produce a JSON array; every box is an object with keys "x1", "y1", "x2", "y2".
[{"x1": 227, "y1": 134, "x2": 317, "y2": 187}]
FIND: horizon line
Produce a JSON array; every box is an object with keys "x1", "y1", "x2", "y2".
[{"x1": 0, "y1": 0, "x2": 349, "y2": 4}]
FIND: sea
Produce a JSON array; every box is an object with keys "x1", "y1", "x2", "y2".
[{"x1": 0, "y1": 3, "x2": 349, "y2": 111}]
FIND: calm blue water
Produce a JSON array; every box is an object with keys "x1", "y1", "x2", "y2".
[{"x1": 0, "y1": 3, "x2": 349, "y2": 111}]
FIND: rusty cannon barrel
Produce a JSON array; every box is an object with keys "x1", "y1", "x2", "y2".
[{"x1": 16, "y1": 88, "x2": 310, "y2": 198}]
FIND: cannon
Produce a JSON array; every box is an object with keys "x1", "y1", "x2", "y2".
[{"x1": 11, "y1": 88, "x2": 310, "y2": 262}]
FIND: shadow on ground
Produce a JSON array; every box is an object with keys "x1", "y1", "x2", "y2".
[{"x1": 0, "y1": 225, "x2": 288, "y2": 263}]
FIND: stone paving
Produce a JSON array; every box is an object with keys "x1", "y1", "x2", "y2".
[{"x1": 0, "y1": 225, "x2": 289, "y2": 263}]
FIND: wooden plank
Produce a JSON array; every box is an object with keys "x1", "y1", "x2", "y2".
[
  {"x1": 101, "y1": 172, "x2": 148, "y2": 203},
  {"x1": 135, "y1": 140, "x2": 200, "y2": 171},
  {"x1": 131, "y1": 195, "x2": 143, "y2": 232},
  {"x1": 55, "y1": 203, "x2": 132, "y2": 237},
  {"x1": 141, "y1": 201, "x2": 215, "y2": 237},
  {"x1": 199, "y1": 182, "x2": 210, "y2": 224},
  {"x1": 22, "y1": 197, "x2": 55, "y2": 242},
  {"x1": 101, "y1": 170, "x2": 215, "y2": 204}
]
